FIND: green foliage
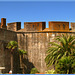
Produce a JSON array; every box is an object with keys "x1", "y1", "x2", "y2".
[
  {"x1": 18, "y1": 49, "x2": 27, "y2": 55},
  {"x1": 30, "y1": 68, "x2": 39, "y2": 74},
  {"x1": 55, "y1": 56, "x2": 75, "y2": 74},
  {"x1": 7, "y1": 41, "x2": 18, "y2": 53},
  {"x1": 45, "y1": 69, "x2": 56, "y2": 74},
  {"x1": 45, "y1": 34, "x2": 75, "y2": 67}
]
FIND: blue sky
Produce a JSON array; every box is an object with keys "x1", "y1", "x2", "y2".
[
  {"x1": 0, "y1": 0, "x2": 75, "y2": 1},
  {"x1": 0, "y1": 1, "x2": 75, "y2": 28}
]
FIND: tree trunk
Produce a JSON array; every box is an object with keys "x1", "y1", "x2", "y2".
[
  {"x1": 11, "y1": 53, "x2": 13, "y2": 73},
  {"x1": 67, "y1": 69, "x2": 69, "y2": 74},
  {"x1": 20, "y1": 55, "x2": 22, "y2": 68}
]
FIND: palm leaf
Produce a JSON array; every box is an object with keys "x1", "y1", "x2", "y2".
[{"x1": 45, "y1": 34, "x2": 75, "y2": 67}]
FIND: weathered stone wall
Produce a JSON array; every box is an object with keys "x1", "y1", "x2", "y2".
[
  {"x1": 0, "y1": 28, "x2": 17, "y2": 42},
  {"x1": 49, "y1": 21, "x2": 69, "y2": 31},
  {"x1": 17, "y1": 32, "x2": 75, "y2": 73},
  {"x1": 0, "y1": 28, "x2": 75, "y2": 73},
  {"x1": 7, "y1": 22, "x2": 21, "y2": 31},
  {"x1": 24, "y1": 22, "x2": 46, "y2": 32},
  {"x1": 71, "y1": 22, "x2": 75, "y2": 30},
  {"x1": 0, "y1": 41, "x2": 11, "y2": 73},
  {"x1": 1, "y1": 18, "x2": 7, "y2": 29},
  {"x1": 0, "y1": 23, "x2": 1, "y2": 28},
  {"x1": 0, "y1": 40, "x2": 5, "y2": 67},
  {"x1": 0, "y1": 28, "x2": 20, "y2": 73}
]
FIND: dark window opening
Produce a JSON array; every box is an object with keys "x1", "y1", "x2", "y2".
[
  {"x1": 58, "y1": 25, "x2": 60, "y2": 30},
  {"x1": 33, "y1": 25, "x2": 34, "y2": 28},
  {"x1": 58, "y1": 25, "x2": 60, "y2": 27},
  {"x1": 63, "y1": 24, "x2": 65, "y2": 29},
  {"x1": 38, "y1": 24, "x2": 39, "y2": 26}
]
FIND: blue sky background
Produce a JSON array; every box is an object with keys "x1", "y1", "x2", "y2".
[
  {"x1": 0, "y1": 0, "x2": 75, "y2": 1},
  {"x1": 0, "y1": 1, "x2": 75, "y2": 28}
]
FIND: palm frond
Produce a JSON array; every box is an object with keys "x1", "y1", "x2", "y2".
[
  {"x1": 45, "y1": 34, "x2": 75, "y2": 67},
  {"x1": 18, "y1": 49, "x2": 27, "y2": 55},
  {"x1": 7, "y1": 41, "x2": 18, "y2": 52}
]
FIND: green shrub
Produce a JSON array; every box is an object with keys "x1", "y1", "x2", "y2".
[
  {"x1": 30, "y1": 68, "x2": 39, "y2": 74},
  {"x1": 55, "y1": 56, "x2": 75, "y2": 74},
  {"x1": 45, "y1": 69, "x2": 56, "y2": 74}
]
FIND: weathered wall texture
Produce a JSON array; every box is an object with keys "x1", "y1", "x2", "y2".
[
  {"x1": 0, "y1": 23, "x2": 1, "y2": 28},
  {"x1": 71, "y1": 22, "x2": 75, "y2": 30},
  {"x1": 0, "y1": 40, "x2": 5, "y2": 67},
  {"x1": 7, "y1": 22, "x2": 21, "y2": 31},
  {"x1": 49, "y1": 22, "x2": 69, "y2": 31},
  {"x1": 24, "y1": 22, "x2": 46, "y2": 32},
  {"x1": 0, "y1": 40, "x2": 11, "y2": 73},
  {"x1": 0, "y1": 28, "x2": 20, "y2": 73},
  {"x1": 17, "y1": 32, "x2": 75, "y2": 73},
  {"x1": 0, "y1": 28, "x2": 75, "y2": 73},
  {"x1": 17, "y1": 32, "x2": 48, "y2": 73},
  {"x1": 0, "y1": 28, "x2": 17, "y2": 42},
  {"x1": 0, "y1": 18, "x2": 7, "y2": 29}
]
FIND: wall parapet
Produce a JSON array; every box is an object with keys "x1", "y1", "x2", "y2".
[{"x1": 16, "y1": 31, "x2": 75, "y2": 33}]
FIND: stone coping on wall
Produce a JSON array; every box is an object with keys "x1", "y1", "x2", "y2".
[
  {"x1": 49, "y1": 21, "x2": 69, "y2": 23},
  {"x1": 0, "y1": 28, "x2": 16, "y2": 33},
  {"x1": 7, "y1": 22, "x2": 21, "y2": 24},
  {"x1": 0, "y1": 28, "x2": 75, "y2": 33},
  {"x1": 16, "y1": 30, "x2": 75, "y2": 33},
  {"x1": 24, "y1": 22, "x2": 46, "y2": 23}
]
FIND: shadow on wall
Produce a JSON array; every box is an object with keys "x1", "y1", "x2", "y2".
[
  {"x1": 21, "y1": 55, "x2": 35, "y2": 74},
  {"x1": 13, "y1": 49, "x2": 20, "y2": 74},
  {"x1": 18, "y1": 34, "x2": 35, "y2": 74}
]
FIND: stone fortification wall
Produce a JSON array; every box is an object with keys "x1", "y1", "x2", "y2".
[
  {"x1": 0, "y1": 18, "x2": 7, "y2": 29},
  {"x1": 0, "y1": 27, "x2": 75, "y2": 73},
  {"x1": 71, "y1": 22, "x2": 75, "y2": 31},
  {"x1": 17, "y1": 31, "x2": 75, "y2": 73},
  {"x1": 24, "y1": 22, "x2": 46, "y2": 32},
  {"x1": 7, "y1": 22, "x2": 21, "y2": 31},
  {"x1": 0, "y1": 28, "x2": 20, "y2": 73},
  {"x1": 49, "y1": 21, "x2": 69, "y2": 31},
  {"x1": 0, "y1": 28, "x2": 17, "y2": 42},
  {"x1": 0, "y1": 23, "x2": 1, "y2": 28}
]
